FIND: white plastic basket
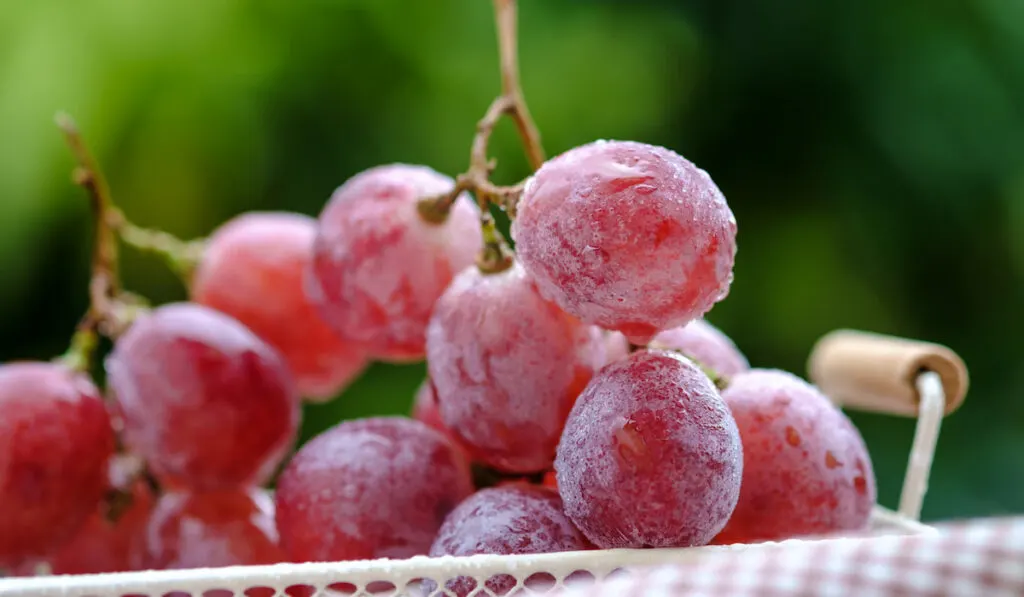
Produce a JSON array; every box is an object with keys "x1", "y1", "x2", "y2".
[{"x1": 0, "y1": 330, "x2": 968, "y2": 597}]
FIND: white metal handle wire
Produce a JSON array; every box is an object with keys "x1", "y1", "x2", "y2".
[{"x1": 897, "y1": 371, "x2": 946, "y2": 521}]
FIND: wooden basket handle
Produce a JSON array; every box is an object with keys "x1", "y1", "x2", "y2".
[
  {"x1": 807, "y1": 329, "x2": 969, "y2": 522},
  {"x1": 807, "y1": 330, "x2": 968, "y2": 417}
]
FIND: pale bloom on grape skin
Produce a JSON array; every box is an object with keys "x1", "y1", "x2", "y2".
[
  {"x1": 427, "y1": 261, "x2": 605, "y2": 473},
  {"x1": 426, "y1": 486, "x2": 592, "y2": 597},
  {"x1": 714, "y1": 369, "x2": 876, "y2": 544},
  {"x1": 555, "y1": 349, "x2": 743, "y2": 549},
  {"x1": 308, "y1": 164, "x2": 482, "y2": 362},
  {"x1": 275, "y1": 417, "x2": 473, "y2": 563},
  {"x1": 0, "y1": 362, "x2": 115, "y2": 568},
  {"x1": 106, "y1": 303, "x2": 301, "y2": 492},
  {"x1": 23, "y1": 456, "x2": 155, "y2": 575},
  {"x1": 193, "y1": 212, "x2": 369, "y2": 401},
  {"x1": 512, "y1": 140, "x2": 737, "y2": 344},
  {"x1": 648, "y1": 318, "x2": 749, "y2": 377},
  {"x1": 143, "y1": 489, "x2": 284, "y2": 569}
]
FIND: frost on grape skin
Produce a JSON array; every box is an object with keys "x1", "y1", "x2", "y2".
[
  {"x1": 649, "y1": 318, "x2": 749, "y2": 377},
  {"x1": 106, "y1": 303, "x2": 301, "y2": 491},
  {"x1": 308, "y1": 164, "x2": 482, "y2": 362},
  {"x1": 0, "y1": 363, "x2": 115, "y2": 568},
  {"x1": 593, "y1": 326, "x2": 630, "y2": 368},
  {"x1": 143, "y1": 489, "x2": 284, "y2": 569},
  {"x1": 37, "y1": 457, "x2": 155, "y2": 575},
  {"x1": 426, "y1": 262, "x2": 604, "y2": 473},
  {"x1": 275, "y1": 417, "x2": 473, "y2": 562},
  {"x1": 512, "y1": 140, "x2": 737, "y2": 344},
  {"x1": 427, "y1": 485, "x2": 592, "y2": 597},
  {"x1": 193, "y1": 212, "x2": 369, "y2": 401},
  {"x1": 555, "y1": 349, "x2": 743, "y2": 549},
  {"x1": 411, "y1": 378, "x2": 447, "y2": 437},
  {"x1": 715, "y1": 369, "x2": 877, "y2": 544}
]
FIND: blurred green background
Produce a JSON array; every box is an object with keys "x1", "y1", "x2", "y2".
[{"x1": 1, "y1": 0, "x2": 1022, "y2": 522}]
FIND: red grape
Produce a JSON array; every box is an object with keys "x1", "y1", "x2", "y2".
[
  {"x1": 275, "y1": 417, "x2": 473, "y2": 562},
  {"x1": 410, "y1": 378, "x2": 448, "y2": 437},
  {"x1": 715, "y1": 369, "x2": 876, "y2": 544},
  {"x1": 0, "y1": 362, "x2": 114, "y2": 568},
  {"x1": 41, "y1": 455, "x2": 155, "y2": 575},
  {"x1": 144, "y1": 489, "x2": 284, "y2": 569},
  {"x1": 649, "y1": 318, "x2": 749, "y2": 377},
  {"x1": 308, "y1": 164, "x2": 481, "y2": 362},
  {"x1": 427, "y1": 485, "x2": 592, "y2": 597},
  {"x1": 426, "y1": 262, "x2": 603, "y2": 473},
  {"x1": 193, "y1": 212, "x2": 369, "y2": 401},
  {"x1": 410, "y1": 379, "x2": 473, "y2": 464},
  {"x1": 542, "y1": 470, "x2": 558, "y2": 490},
  {"x1": 555, "y1": 349, "x2": 742, "y2": 548},
  {"x1": 106, "y1": 303, "x2": 301, "y2": 491},
  {"x1": 598, "y1": 329, "x2": 630, "y2": 366},
  {"x1": 511, "y1": 140, "x2": 736, "y2": 344}
]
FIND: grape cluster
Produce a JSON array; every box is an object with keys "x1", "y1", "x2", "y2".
[{"x1": 2, "y1": 45, "x2": 876, "y2": 581}]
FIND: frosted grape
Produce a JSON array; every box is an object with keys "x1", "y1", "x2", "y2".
[
  {"x1": 0, "y1": 362, "x2": 114, "y2": 568},
  {"x1": 144, "y1": 489, "x2": 284, "y2": 569},
  {"x1": 715, "y1": 369, "x2": 876, "y2": 543},
  {"x1": 106, "y1": 303, "x2": 301, "y2": 491},
  {"x1": 649, "y1": 319, "x2": 749, "y2": 377},
  {"x1": 308, "y1": 164, "x2": 482, "y2": 361},
  {"x1": 598, "y1": 329, "x2": 631, "y2": 366},
  {"x1": 512, "y1": 140, "x2": 736, "y2": 343},
  {"x1": 426, "y1": 262, "x2": 603, "y2": 472},
  {"x1": 275, "y1": 417, "x2": 473, "y2": 562},
  {"x1": 37, "y1": 456, "x2": 155, "y2": 574},
  {"x1": 193, "y1": 212, "x2": 368, "y2": 400},
  {"x1": 428, "y1": 485, "x2": 592, "y2": 596},
  {"x1": 410, "y1": 379, "x2": 448, "y2": 437},
  {"x1": 555, "y1": 349, "x2": 743, "y2": 548}
]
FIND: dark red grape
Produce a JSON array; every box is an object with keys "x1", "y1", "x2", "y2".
[
  {"x1": 193, "y1": 212, "x2": 369, "y2": 400},
  {"x1": 0, "y1": 362, "x2": 114, "y2": 568},
  {"x1": 428, "y1": 485, "x2": 592, "y2": 597},
  {"x1": 42, "y1": 455, "x2": 155, "y2": 575},
  {"x1": 715, "y1": 369, "x2": 876, "y2": 543},
  {"x1": 555, "y1": 349, "x2": 742, "y2": 548},
  {"x1": 275, "y1": 417, "x2": 473, "y2": 562},
  {"x1": 512, "y1": 140, "x2": 736, "y2": 344},
  {"x1": 144, "y1": 489, "x2": 284, "y2": 569},
  {"x1": 308, "y1": 164, "x2": 481, "y2": 362},
  {"x1": 426, "y1": 262, "x2": 602, "y2": 472},
  {"x1": 649, "y1": 318, "x2": 749, "y2": 377},
  {"x1": 106, "y1": 303, "x2": 301, "y2": 491}
]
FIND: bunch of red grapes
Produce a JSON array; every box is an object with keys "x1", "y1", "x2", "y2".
[{"x1": 0, "y1": 138, "x2": 877, "y2": 594}]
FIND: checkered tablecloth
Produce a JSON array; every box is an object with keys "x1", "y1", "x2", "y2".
[{"x1": 560, "y1": 516, "x2": 1024, "y2": 596}]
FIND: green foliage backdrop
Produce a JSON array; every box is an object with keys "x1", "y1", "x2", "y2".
[{"x1": 1, "y1": 0, "x2": 1022, "y2": 520}]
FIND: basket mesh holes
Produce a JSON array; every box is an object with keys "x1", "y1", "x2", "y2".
[
  {"x1": 563, "y1": 570, "x2": 596, "y2": 588},
  {"x1": 602, "y1": 567, "x2": 630, "y2": 582},
  {"x1": 284, "y1": 583, "x2": 316, "y2": 597},
  {"x1": 244, "y1": 586, "x2": 277, "y2": 597},
  {"x1": 522, "y1": 572, "x2": 557, "y2": 593}
]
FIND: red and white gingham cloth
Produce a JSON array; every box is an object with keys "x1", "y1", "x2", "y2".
[{"x1": 561, "y1": 516, "x2": 1024, "y2": 596}]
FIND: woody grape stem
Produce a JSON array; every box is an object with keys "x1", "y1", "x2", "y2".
[
  {"x1": 493, "y1": 0, "x2": 545, "y2": 171},
  {"x1": 55, "y1": 113, "x2": 136, "y2": 365},
  {"x1": 417, "y1": 0, "x2": 543, "y2": 228}
]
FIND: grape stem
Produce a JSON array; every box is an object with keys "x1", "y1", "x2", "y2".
[
  {"x1": 55, "y1": 113, "x2": 141, "y2": 357},
  {"x1": 56, "y1": 114, "x2": 201, "y2": 299},
  {"x1": 493, "y1": 0, "x2": 545, "y2": 172},
  {"x1": 116, "y1": 217, "x2": 205, "y2": 285},
  {"x1": 417, "y1": 0, "x2": 543, "y2": 274}
]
